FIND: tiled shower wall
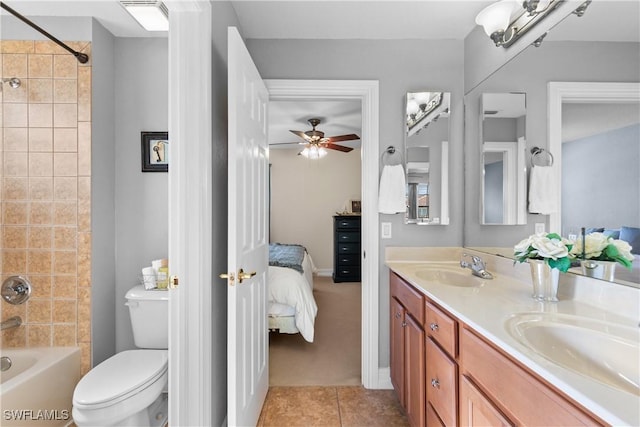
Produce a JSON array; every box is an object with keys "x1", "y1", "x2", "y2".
[{"x1": 0, "y1": 40, "x2": 92, "y2": 374}]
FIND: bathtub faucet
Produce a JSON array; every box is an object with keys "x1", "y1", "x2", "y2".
[
  {"x1": 0, "y1": 356, "x2": 11, "y2": 372},
  {"x1": 1, "y1": 315, "x2": 22, "y2": 331}
]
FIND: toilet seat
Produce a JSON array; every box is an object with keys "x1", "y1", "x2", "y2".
[{"x1": 73, "y1": 350, "x2": 168, "y2": 410}]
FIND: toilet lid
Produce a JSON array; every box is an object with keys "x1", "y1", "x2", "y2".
[{"x1": 74, "y1": 350, "x2": 168, "y2": 407}]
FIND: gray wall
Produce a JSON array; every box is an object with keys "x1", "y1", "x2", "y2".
[
  {"x1": 464, "y1": 41, "x2": 640, "y2": 248},
  {"x1": 90, "y1": 19, "x2": 117, "y2": 367},
  {"x1": 246, "y1": 38, "x2": 465, "y2": 367},
  {"x1": 563, "y1": 123, "x2": 640, "y2": 230},
  {"x1": 113, "y1": 38, "x2": 169, "y2": 351}
]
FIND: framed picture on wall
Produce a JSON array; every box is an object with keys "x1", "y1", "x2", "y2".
[
  {"x1": 351, "y1": 200, "x2": 361, "y2": 213},
  {"x1": 141, "y1": 131, "x2": 169, "y2": 172}
]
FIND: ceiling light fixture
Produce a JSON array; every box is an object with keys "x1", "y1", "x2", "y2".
[
  {"x1": 300, "y1": 144, "x2": 328, "y2": 159},
  {"x1": 120, "y1": 1, "x2": 169, "y2": 32},
  {"x1": 475, "y1": 0, "x2": 584, "y2": 48}
]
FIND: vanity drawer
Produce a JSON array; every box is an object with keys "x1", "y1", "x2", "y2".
[
  {"x1": 426, "y1": 337, "x2": 457, "y2": 427},
  {"x1": 390, "y1": 272, "x2": 424, "y2": 323},
  {"x1": 460, "y1": 327, "x2": 603, "y2": 426},
  {"x1": 425, "y1": 300, "x2": 458, "y2": 358}
]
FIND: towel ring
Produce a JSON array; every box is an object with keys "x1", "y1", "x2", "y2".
[
  {"x1": 381, "y1": 145, "x2": 402, "y2": 166},
  {"x1": 530, "y1": 147, "x2": 554, "y2": 167}
]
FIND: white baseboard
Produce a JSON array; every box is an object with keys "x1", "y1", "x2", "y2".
[
  {"x1": 375, "y1": 367, "x2": 393, "y2": 389},
  {"x1": 315, "y1": 269, "x2": 333, "y2": 277}
]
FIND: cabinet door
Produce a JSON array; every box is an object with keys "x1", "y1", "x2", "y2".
[
  {"x1": 405, "y1": 314, "x2": 425, "y2": 427},
  {"x1": 426, "y1": 338, "x2": 457, "y2": 427},
  {"x1": 460, "y1": 375, "x2": 513, "y2": 427},
  {"x1": 390, "y1": 298, "x2": 405, "y2": 407}
]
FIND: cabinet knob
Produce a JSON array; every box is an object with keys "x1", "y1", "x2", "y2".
[
  {"x1": 395, "y1": 312, "x2": 401, "y2": 319},
  {"x1": 431, "y1": 378, "x2": 440, "y2": 388},
  {"x1": 429, "y1": 322, "x2": 439, "y2": 331},
  {"x1": 401, "y1": 321, "x2": 407, "y2": 328}
]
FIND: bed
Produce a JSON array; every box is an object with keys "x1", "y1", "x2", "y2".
[{"x1": 268, "y1": 243, "x2": 318, "y2": 342}]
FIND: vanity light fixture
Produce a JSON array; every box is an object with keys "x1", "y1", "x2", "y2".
[
  {"x1": 120, "y1": 1, "x2": 169, "y2": 32},
  {"x1": 475, "y1": 0, "x2": 568, "y2": 48}
]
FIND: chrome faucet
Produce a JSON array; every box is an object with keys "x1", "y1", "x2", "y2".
[
  {"x1": 460, "y1": 253, "x2": 494, "y2": 279},
  {"x1": 1, "y1": 316, "x2": 22, "y2": 331}
]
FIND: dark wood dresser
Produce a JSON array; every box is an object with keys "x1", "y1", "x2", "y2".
[{"x1": 333, "y1": 215, "x2": 361, "y2": 283}]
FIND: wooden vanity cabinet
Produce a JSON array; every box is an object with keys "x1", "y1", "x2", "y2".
[
  {"x1": 459, "y1": 327, "x2": 604, "y2": 427},
  {"x1": 389, "y1": 270, "x2": 606, "y2": 427},
  {"x1": 390, "y1": 272, "x2": 425, "y2": 427}
]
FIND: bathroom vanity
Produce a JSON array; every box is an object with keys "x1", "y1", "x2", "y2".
[{"x1": 386, "y1": 247, "x2": 640, "y2": 427}]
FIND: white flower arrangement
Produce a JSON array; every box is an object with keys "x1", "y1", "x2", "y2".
[
  {"x1": 569, "y1": 232, "x2": 634, "y2": 270},
  {"x1": 514, "y1": 232, "x2": 573, "y2": 272}
]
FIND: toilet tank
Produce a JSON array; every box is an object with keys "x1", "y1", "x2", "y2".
[{"x1": 125, "y1": 285, "x2": 169, "y2": 349}]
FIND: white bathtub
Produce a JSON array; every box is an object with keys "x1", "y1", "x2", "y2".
[{"x1": 0, "y1": 347, "x2": 81, "y2": 427}]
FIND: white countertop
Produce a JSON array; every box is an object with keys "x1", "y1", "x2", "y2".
[{"x1": 386, "y1": 248, "x2": 640, "y2": 426}]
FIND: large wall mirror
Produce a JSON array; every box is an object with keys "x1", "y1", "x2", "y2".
[
  {"x1": 480, "y1": 93, "x2": 527, "y2": 225},
  {"x1": 463, "y1": 1, "x2": 640, "y2": 288},
  {"x1": 405, "y1": 91, "x2": 450, "y2": 225}
]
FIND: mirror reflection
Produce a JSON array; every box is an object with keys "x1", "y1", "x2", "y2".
[
  {"x1": 463, "y1": 1, "x2": 640, "y2": 288},
  {"x1": 405, "y1": 92, "x2": 451, "y2": 225},
  {"x1": 481, "y1": 93, "x2": 527, "y2": 225}
]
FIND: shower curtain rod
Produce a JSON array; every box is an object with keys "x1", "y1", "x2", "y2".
[{"x1": 1, "y1": 1, "x2": 89, "y2": 64}]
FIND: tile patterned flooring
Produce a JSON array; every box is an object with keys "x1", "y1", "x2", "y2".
[{"x1": 257, "y1": 386, "x2": 409, "y2": 426}]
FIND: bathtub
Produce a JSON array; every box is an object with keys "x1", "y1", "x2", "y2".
[{"x1": 0, "y1": 347, "x2": 81, "y2": 427}]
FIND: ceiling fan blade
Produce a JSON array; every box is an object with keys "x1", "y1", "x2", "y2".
[
  {"x1": 326, "y1": 133, "x2": 360, "y2": 143},
  {"x1": 290, "y1": 130, "x2": 313, "y2": 142},
  {"x1": 324, "y1": 143, "x2": 353, "y2": 153}
]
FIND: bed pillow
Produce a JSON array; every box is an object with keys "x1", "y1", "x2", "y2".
[{"x1": 619, "y1": 226, "x2": 640, "y2": 255}]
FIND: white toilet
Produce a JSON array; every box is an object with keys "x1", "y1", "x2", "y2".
[{"x1": 72, "y1": 285, "x2": 169, "y2": 426}]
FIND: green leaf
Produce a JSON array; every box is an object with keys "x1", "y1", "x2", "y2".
[
  {"x1": 549, "y1": 257, "x2": 571, "y2": 272},
  {"x1": 547, "y1": 232, "x2": 562, "y2": 240}
]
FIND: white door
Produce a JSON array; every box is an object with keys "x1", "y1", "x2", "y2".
[{"x1": 226, "y1": 27, "x2": 270, "y2": 426}]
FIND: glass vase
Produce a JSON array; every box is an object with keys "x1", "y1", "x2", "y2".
[
  {"x1": 580, "y1": 260, "x2": 617, "y2": 282},
  {"x1": 529, "y1": 259, "x2": 559, "y2": 302}
]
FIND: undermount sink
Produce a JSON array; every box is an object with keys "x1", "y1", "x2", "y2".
[
  {"x1": 414, "y1": 267, "x2": 484, "y2": 287},
  {"x1": 506, "y1": 313, "x2": 640, "y2": 396}
]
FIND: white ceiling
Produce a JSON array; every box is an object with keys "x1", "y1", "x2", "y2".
[{"x1": 562, "y1": 103, "x2": 640, "y2": 142}]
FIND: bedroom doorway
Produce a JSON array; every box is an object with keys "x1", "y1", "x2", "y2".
[
  {"x1": 265, "y1": 80, "x2": 383, "y2": 389},
  {"x1": 268, "y1": 100, "x2": 362, "y2": 384}
]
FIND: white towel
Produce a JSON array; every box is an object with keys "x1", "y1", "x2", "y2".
[
  {"x1": 378, "y1": 164, "x2": 407, "y2": 214},
  {"x1": 528, "y1": 165, "x2": 558, "y2": 214}
]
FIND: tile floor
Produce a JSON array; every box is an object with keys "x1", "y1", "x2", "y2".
[{"x1": 257, "y1": 386, "x2": 409, "y2": 426}]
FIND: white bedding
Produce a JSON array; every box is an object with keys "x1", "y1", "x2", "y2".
[{"x1": 268, "y1": 252, "x2": 318, "y2": 342}]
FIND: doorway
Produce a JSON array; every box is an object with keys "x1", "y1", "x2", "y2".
[{"x1": 265, "y1": 79, "x2": 383, "y2": 389}]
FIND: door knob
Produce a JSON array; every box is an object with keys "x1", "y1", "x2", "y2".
[{"x1": 238, "y1": 269, "x2": 256, "y2": 284}]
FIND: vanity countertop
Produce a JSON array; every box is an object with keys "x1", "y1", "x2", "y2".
[{"x1": 386, "y1": 248, "x2": 640, "y2": 426}]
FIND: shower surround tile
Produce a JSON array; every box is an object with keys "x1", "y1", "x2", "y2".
[
  {"x1": 29, "y1": 54, "x2": 53, "y2": 78},
  {"x1": 1, "y1": 41, "x2": 92, "y2": 373}
]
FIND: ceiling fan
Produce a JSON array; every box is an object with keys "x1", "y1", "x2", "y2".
[{"x1": 272, "y1": 118, "x2": 360, "y2": 158}]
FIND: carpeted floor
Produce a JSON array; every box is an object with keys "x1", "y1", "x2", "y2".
[{"x1": 269, "y1": 276, "x2": 362, "y2": 386}]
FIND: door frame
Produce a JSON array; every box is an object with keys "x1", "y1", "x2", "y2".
[
  {"x1": 547, "y1": 81, "x2": 640, "y2": 234},
  {"x1": 166, "y1": 2, "x2": 213, "y2": 426},
  {"x1": 265, "y1": 80, "x2": 385, "y2": 388}
]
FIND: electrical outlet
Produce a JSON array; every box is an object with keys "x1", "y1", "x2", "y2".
[
  {"x1": 535, "y1": 222, "x2": 545, "y2": 234},
  {"x1": 381, "y1": 222, "x2": 392, "y2": 239}
]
